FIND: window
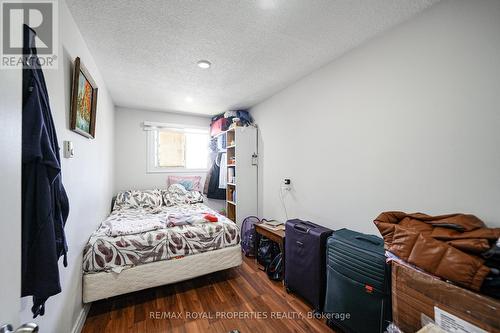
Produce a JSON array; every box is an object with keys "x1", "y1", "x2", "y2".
[{"x1": 145, "y1": 122, "x2": 209, "y2": 173}]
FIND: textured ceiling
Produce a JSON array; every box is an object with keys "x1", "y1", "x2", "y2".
[{"x1": 66, "y1": 0, "x2": 439, "y2": 115}]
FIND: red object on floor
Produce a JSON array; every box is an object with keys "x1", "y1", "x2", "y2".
[{"x1": 204, "y1": 214, "x2": 218, "y2": 222}]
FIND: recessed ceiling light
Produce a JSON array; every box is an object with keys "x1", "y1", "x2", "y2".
[
  {"x1": 185, "y1": 96, "x2": 194, "y2": 103},
  {"x1": 257, "y1": 0, "x2": 278, "y2": 10},
  {"x1": 197, "y1": 60, "x2": 211, "y2": 69}
]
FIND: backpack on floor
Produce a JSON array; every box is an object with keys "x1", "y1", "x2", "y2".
[
  {"x1": 266, "y1": 253, "x2": 284, "y2": 281},
  {"x1": 257, "y1": 237, "x2": 281, "y2": 268},
  {"x1": 240, "y1": 216, "x2": 261, "y2": 257}
]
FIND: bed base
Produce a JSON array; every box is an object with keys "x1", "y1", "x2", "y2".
[{"x1": 83, "y1": 245, "x2": 242, "y2": 303}]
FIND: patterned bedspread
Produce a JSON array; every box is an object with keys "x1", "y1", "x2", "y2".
[{"x1": 83, "y1": 203, "x2": 240, "y2": 273}]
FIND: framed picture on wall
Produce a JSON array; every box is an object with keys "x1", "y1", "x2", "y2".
[{"x1": 70, "y1": 57, "x2": 98, "y2": 139}]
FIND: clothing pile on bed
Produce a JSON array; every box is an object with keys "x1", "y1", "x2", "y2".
[
  {"x1": 83, "y1": 184, "x2": 240, "y2": 274},
  {"x1": 374, "y1": 211, "x2": 500, "y2": 298},
  {"x1": 166, "y1": 212, "x2": 218, "y2": 227}
]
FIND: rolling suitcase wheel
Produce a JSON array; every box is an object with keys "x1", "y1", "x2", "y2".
[{"x1": 327, "y1": 319, "x2": 348, "y2": 332}]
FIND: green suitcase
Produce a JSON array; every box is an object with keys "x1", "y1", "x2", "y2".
[{"x1": 324, "y1": 228, "x2": 391, "y2": 333}]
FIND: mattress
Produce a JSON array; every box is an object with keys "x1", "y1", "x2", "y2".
[{"x1": 83, "y1": 203, "x2": 240, "y2": 273}]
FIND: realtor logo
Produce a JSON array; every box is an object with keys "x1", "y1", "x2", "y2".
[{"x1": 1, "y1": 0, "x2": 58, "y2": 69}]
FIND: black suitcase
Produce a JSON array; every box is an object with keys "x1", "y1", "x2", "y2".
[
  {"x1": 324, "y1": 228, "x2": 391, "y2": 333},
  {"x1": 284, "y1": 219, "x2": 333, "y2": 312}
]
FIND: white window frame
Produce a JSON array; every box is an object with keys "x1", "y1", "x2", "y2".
[{"x1": 145, "y1": 121, "x2": 209, "y2": 173}]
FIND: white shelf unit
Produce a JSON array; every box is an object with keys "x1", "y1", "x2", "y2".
[{"x1": 224, "y1": 126, "x2": 258, "y2": 226}]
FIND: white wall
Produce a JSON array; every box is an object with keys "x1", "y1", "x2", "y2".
[
  {"x1": 114, "y1": 107, "x2": 208, "y2": 188},
  {"x1": 251, "y1": 0, "x2": 500, "y2": 234},
  {"x1": 19, "y1": 1, "x2": 115, "y2": 332}
]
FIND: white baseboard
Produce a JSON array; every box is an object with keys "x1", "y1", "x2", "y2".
[{"x1": 71, "y1": 303, "x2": 91, "y2": 333}]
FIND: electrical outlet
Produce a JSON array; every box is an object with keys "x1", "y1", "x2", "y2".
[{"x1": 281, "y1": 178, "x2": 291, "y2": 191}]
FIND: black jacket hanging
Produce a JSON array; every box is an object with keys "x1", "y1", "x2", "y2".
[
  {"x1": 207, "y1": 161, "x2": 226, "y2": 200},
  {"x1": 206, "y1": 137, "x2": 226, "y2": 199},
  {"x1": 21, "y1": 24, "x2": 69, "y2": 318}
]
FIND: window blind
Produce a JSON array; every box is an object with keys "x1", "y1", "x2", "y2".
[{"x1": 157, "y1": 131, "x2": 186, "y2": 167}]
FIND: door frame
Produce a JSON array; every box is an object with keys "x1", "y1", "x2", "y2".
[{"x1": 0, "y1": 67, "x2": 22, "y2": 326}]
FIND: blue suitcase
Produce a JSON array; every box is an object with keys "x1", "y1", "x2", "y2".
[
  {"x1": 324, "y1": 228, "x2": 391, "y2": 333},
  {"x1": 284, "y1": 219, "x2": 333, "y2": 312}
]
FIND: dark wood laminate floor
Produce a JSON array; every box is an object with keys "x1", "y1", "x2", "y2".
[{"x1": 82, "y1": 256, "x2": 333, "y2": 333}]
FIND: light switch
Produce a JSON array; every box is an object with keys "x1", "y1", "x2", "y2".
[{"x1": 64, "y1": 141, "x2": 74, "y2": 158}]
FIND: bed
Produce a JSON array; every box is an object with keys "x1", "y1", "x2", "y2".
[{"x1": 82, "y1": 186, "x2": 242, "y2": 303}]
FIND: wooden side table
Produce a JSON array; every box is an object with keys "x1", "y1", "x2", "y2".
[
  {"x1": 254, "y1": 223, "x2": 286, "y2": 286},
  {"x1": 255, "y1": 223, "x2": 285, "y2": 253}
]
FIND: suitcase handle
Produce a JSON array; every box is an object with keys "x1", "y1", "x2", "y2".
[
  {"x1": 300, "y1": 221, "x2": 317, "y2": 228},
  {"x1": 293, "y1": 224, "x2": 310, "y2": 233},
  {"x1": 355, "y1": 235, "x2": 382, "y2": 246}
]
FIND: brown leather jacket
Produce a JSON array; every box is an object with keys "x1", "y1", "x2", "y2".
[{"x1": 374, "y1": 211, "x2": 500, "y2": 291}]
